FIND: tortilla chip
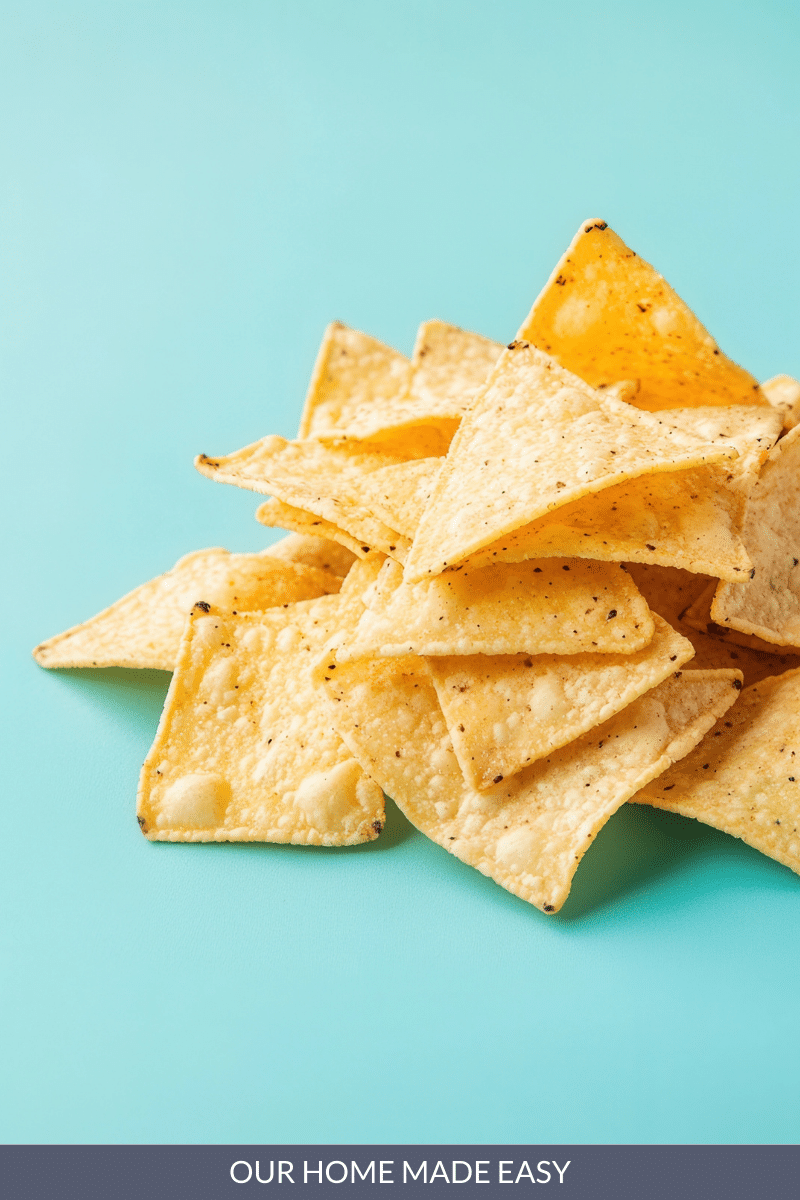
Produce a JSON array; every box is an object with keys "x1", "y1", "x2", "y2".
[
  {"x1": 318, "y1": 656, "x2": 741, "y2": 911},
  {"x1": 659, "y1": 405, "x2": 782, "y2": 484},
  {"x1": 633, "y1": 668, "x2": 800, "y2": 878},
  {"x1": 428, "y1": 614, "x2": 695, "y2": 790},
  {"x1": 262, "y1": 531, "x2": 357, "y2": 577},
  {"x1": 448, "y1": 404, "x2": 781, "y2": 578},
  {"x1": 347, "y1": 458, "x2": 441, "y2": 538},
  {"x1": 137, "y1": 592, "x2": 384, "y2": 844},
  {"x1": 256, "y1": 498, "x2": 372, "y2": 559},
  {"x1": 403, "y1": 341, "x2": 738, "y2": 581},
  {"x1": 314, "y1": 321, "x2": 504, "y2": 455},
  {"x1": 33, "y1": 550, "x2": 341, "y2": 671},
  {"x1": 409, "y1": 320, "x2": 504, "y2": 417},
  {"x1": 711, "y1": 425, "x2": 800, "y2": 646},
  {"x1": 624, "y1": 562, "x2": 800, "y2": 686},
  {"x1": 461, "y1": 464, "x2": 750, "y2": 581},
  {"x1": 684, "y1": 581, "x2": 800, "y2": 654},
  {"x1": 517, "y1": 218, "x2": 764, "y2": 411},
  {"x1": 297, "y1": 322, "x2": 411, "y2": 439},
  {"x1": 761, "y1": 374, "x2": 800, "y2": 432},
  {"x1": 196, "y1": 437, "x2": 410, "y2": 559},
  {"x1": 337, "y1": 556, "x2": 654, "y2": 660}
]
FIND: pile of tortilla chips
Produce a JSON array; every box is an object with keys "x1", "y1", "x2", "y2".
[{"x1": 34, "y1": 219, "x2": 800, "y2": 912}]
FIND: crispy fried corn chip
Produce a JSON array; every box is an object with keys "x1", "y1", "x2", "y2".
[
  {"x1": 403, "y1": 342, "x2": 737, "y2": 581},
  {"x1": 461, "y1": 465, "x2": 750, "y2": 580},
  {"x1": 711, "y1": 425, "x2": 800, "y2": 646},
  {"x1": 337, "y1": 557, "x2": 654, "y2": 660},
  {"x1": 662, "y1": 405, "x2": 782, "y2": 484},
  {"x1": 297, "y1": 322, "x2": 411, "y2": 439},
  {"x1": 345, "y1": 458, "x2": 441, "y2": 538},
  {"x1": 317, "y1": 656, "x2": 741, "y2": 911},
  {"x1": 408, "y1": 320, "x2": 504, "y2": 419},
  {"x1": 33, "y1": 550, "x2": 340, "y2": 671},
  {"x1": 761, "y1": 374, "x2": 800, "y2": 432},
  {"x1": 263, "y1": 531, "x2": 357, "y2": 577},
  {"x1": 311, "y1": 322, "x2": 504, "y2": 457},
  {"x1": 633, "y1": 668, "x2": 800, "y2": 877},
  {"x1": 625, "y1": 563, "x2": 800, "y2": 686},
  {"x1": 256, "y1": 498, "x2": 372, "y2": 559},
  {"x1": 428, "y1": 615, "x2": 694, "y2": 790},
  {"x1": 137, "y1": 587, "x2": 383, "y2": 844},
  {"x1": 518, "y1": 219, "x2": 764, "y2": 411},
  {"x1": 196, "y1": 437, "x2": 410, "y2": 558},
  {"x1": 684, "y1": 581, "x2": 800, "y2": 654}
]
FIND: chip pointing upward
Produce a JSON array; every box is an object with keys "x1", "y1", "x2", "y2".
[
  {"x1": 517, "y1": 219, "x2": 765, "y2": 411},
  {"x1": 404, "y1": 341, "x2": 738, "y2": 581},
  {"x1": 297, "y1": 322, "x2": 411, "y2": 440}
]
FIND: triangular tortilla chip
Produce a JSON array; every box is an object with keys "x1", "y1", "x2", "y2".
[
  {"x1": 428, "y1": 614, "x2": 695, "y2": 789},
  {"x1": 317, "y1": 655, "x2": 741, "y2": 911},
  {"x1": 451, "y1": 405, "x2": 780, "y2": 578},
  {"x1": 409, "y1": 320, "x2": 504, "y2": 418},
  {"x1": 137, "y1": 590, "x2": 384, "y2": 844},
  {"x1": 262, "y1": 531, "x2": 357, "y2": 577},
  {"x1": 761, "y1": 374, "x2": 800, "y2": 432},
  {"x1": 311, "y1": 322, "x2": 504, "y2": 457},
  {"x1": 337, "y1": 557, "x2": 654, "y2": 660},
  {"x1": 624, "y1": 562, "x2": 800, "y2": 686},
  {"x1": 347, "y1": 458, "x2": 441, "y2": 538},
  {"x1": 403, "y1": 341, "x2": 737, "y2": 581},
  {"x1": 32, "y1": 550, "x2": 340, "y2": 671},
  {"x1": 711, "y1": 425, "x2": 800, "y2": 647},
  {"x1": 196, "y1": 437, "x2": 410, "y2": 558},
  {"x1": 517, "y1": 218, "x2": 764, "y2": 411},
  {"x1": 297, "y1": 322, "x2": 411, "y2": 439},
  {"x1": 461, "y1": 464, "x2": 750, "y2": 580},
  {"x1": 661, "y1": 405, "x2": 782, "y2": 484},
  {"x1": 684, "y1": 581, "x2": 800, "y2": 654},
  {"x1": 256, "y1": 498, "x2": 373, "y2": 559},
  {"x1": 633, "y1": 667, "x2": 800, "y2": 878}
]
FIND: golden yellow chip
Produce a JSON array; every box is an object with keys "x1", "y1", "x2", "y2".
[
  {"x1": 403, "y1": 341, "x2": 737, "y2": 581},
  {"x1": 385, "y1": 407, "x2": 776, "y2": 581},
  {"x1": 337, "y1": 557, "x2": 654, "y2": 660},
  {"x1": 256, "y1": 498, "x2": 373, "y2": 559},
  {"x1": 33, "y1": 549, "x2": 340, "y2": 671},
  {"x1": 661, "y1": 405, "x2": 782, "y2": 483},
  {"x1": 310, "y1": 322, "x2": 504, "y2": 458},
  {"x1": 317, "y1": 655, "x2": 741, "y2": 911},
  {"x1": 761, "y1": 374, "x2": 800, "y2": 432},
  {"x1": 461, "y1": 465, "x2": 750, "y2": 581},
  {"x1": 409, "y1": 320, "x2": 504, "y2": 418},
  {"x1": 138, "y1": 591, "x2": 384, "y2": 844},
  {"x1": 428, "y1": 614, "x2": 695, "y2": 790},
  {"x1": 297, "y1": 322, "x2": 411, "y2": 439},
  {"x1": 518, "y1": 219, "x2": 765, "y2": 411},
  {"x1": 345, "y1": 458, "x2": 441, "y2": 538},
  {"x1": 262, "y1": 531, "x2": 358, "y2": 576},
  {"x1": 196, "y1": 436, "x2": 410, "y2": 558},
  {"x1": 633, "y1": 668, "x2": 800, "y2": 878},
  {"x1": 711, "y1": 425, "x2": 800, "y2": 647},
  {"x1": 683, "y1": 581, "x2": 799, "y2": 654},
  {"x1": 624, "y1": 562, "x2": 800, "y2": 687}
]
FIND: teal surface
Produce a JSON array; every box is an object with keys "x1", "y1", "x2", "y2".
[{"x1": 3, "y1": 0, "x2": 800, "y2": 1145}]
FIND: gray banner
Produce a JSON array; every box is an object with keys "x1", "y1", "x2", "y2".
[{"x1": 1, "y1": 1145, "x2": 798, "y2": 1198}]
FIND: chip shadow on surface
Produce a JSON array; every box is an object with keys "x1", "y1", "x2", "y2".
[
  {"x1": 558, "y1": 804, "x2": 800, "y2": 919},
  {"x1": 40, "y1": 666, "x2": 173, "y2": 734}
]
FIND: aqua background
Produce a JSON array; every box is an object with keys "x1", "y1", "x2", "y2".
[{"x1": 2, "y1": 0, "x2": 800, "y2": 1144}]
